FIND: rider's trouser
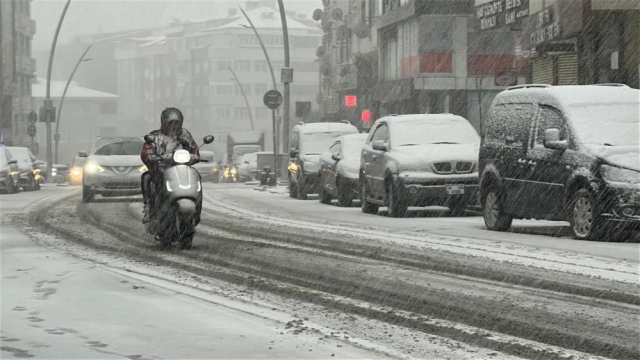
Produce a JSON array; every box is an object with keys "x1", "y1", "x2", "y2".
[{"x1": 141, "y1": 172, "x2": 152, "y2": 206}]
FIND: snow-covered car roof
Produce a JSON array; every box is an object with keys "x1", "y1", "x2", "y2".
[
  {"x1": 295, "y1": 122, "x2": 358, "y2": 135},
  {"x1": 493, "y1": 84, "x2": 639, "y2": 109},
  {"x1": 377, "y1": 113, "x2": 469, "y2": 126}
]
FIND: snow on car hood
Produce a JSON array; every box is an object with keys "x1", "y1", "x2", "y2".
[
  {"x1": 89, "y1": 155, "x2": 144, "y2": 167},
  {"x1": 584, "y1": 145, "x2": 640, "y2": 171},
  {"x1": 337, "y1": 157, "x2": 360, "y2": 179},
  {"x1": 391, "y1": 144, "x2": 479, "y2": 171}
]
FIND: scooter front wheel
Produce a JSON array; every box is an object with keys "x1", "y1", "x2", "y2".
[{"x1": 176, "y1": 212, "x2": 195, "y2": 250}]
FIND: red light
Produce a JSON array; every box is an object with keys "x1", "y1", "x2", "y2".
[
  {"x1": 361, "y1": 110, "x2": 371, "y2": 122},
  {"x1": 345, "y1": 95, "x2": 357, "y2": 107}
]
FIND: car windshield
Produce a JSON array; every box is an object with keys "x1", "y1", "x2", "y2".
[
  {"x1": 566, "y1": 103, "x2": 640, "y2": 147},
  {"x1": 390, "y1": 119, "x2": 479, "y2": 146},
  {"x1": 301, "y1": 133, "x2": 347, "y2": 154},
  {"x1": 94, "y1": 141, "x2": 144, "y2": 156}
]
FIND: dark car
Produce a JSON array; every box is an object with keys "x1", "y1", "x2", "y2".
[
  {"x1": 479, "y1": 84, "x2": 640, "y2": 240},
  {"x1": 288, "y1": 122, "x2": 359, "y2": 200},
  {"x1": 0, "y1": 147, "x2": 21, "y2": 193},
  {"x1": 360, "y1": 114, "x2": 480, "y2": 217},
  {"x1": 7, "y1": 146, "x2": 41, "y2": 191},
  {"x1": 318, "y1": 133, "x2": 368, "y2": 207}
]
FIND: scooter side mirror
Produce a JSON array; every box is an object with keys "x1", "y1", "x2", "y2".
[
  {"x1": 144, "y1": 134, "x2": 155, "y2": 144},
  {"x1": 203, "y1": 135, "x2": 214, "y2": 144}
]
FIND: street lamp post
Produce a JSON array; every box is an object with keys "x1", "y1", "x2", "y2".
[
  {"x1": 228, "y1": 68, "x2": 255, "y2": 131},
  {"x1": 277, "y1": 0, "x2": 290, "y2": 153},
  {"x1": 238, "y1": 6, "x2": 277, "y2": 91},
  {"x1": 55, "y1": 44, "x2": 92, "y2": 163},
  {"x1": 45, "y1": 0, "x2": 71, "y2": 179}
]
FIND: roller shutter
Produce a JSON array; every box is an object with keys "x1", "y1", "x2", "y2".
[
  {"x1": 557, "y1": 54, "x2": 579, "y2": 85},
  {"x1": 532, "y1": 57, "x2": 554, "y2": 85}
]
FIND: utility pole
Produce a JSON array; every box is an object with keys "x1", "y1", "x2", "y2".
[
  {"x1": 277, "y1": 0, "x2": 290, "y2": 153},
  {"x1": 228, "y1": 67, "x2": 255, "y2": 131},
  {"x1": 55, "y1": 44, "x2": 92, "y2": 163},
  {"x1": 45, "y1": 0, "x2": 71, "y2": 178}
]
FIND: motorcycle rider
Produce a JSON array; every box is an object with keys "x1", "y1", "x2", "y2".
[{"x1": 141, "y1": 107, "x2": 199, "y2": 223}]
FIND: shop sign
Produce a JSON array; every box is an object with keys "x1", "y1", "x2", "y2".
[
  {"x1": 476, "y1": 0, "x2": 530, "y2": 31},
  {"x1": 495, "y1": 69, "x2": 518, "y2": 86},
  {"x1": 530, "y1": 6, "x2": 561, "y2": 47}
]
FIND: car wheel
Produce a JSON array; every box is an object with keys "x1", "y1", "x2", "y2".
[
  {"x1": 386, "y1": 180, "x2": 408, "y2": 218},
  {"x1": 297, "y1": 178, "x2": 308, "y2": 200},
  {"x1": 360, "y1": 181, "x2": 379, "y2": 214},
  {"x1": 82, "y1": 185, "x2": 95, "y2": 203},
  {"x1": 483, "y1": 190, "x2": 512, "y2": 231},
  {"x1": 570, "y1": 189, "x2": 603, "y2": 241},
  {"x1": 319, "y1": 181, "x2": 332, "y2": 205}
]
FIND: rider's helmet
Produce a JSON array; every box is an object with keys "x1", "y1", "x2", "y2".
[{"x1": 161, "y1": 107, "x2": 184, "y2": 137}]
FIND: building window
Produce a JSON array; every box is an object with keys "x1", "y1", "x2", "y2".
[
  {"x1": 255, "y1": 83, "x2": 267, "y2": 95},
  {"x1": 203, "y1": 61, "x2": 209, "y2": 72},
  {"x1": 255, "y1": 108, "x2": 268, "y2": 119},
  {"x1": 56, "y1": 131, "x2": 68, "y2": 142},
  {"x1": 217, "y1": 61, "x2": 231, "y2": 71},
  {"x1": 234, "y1": 60, "x2": 251, "y2": 72},
  {"x1": 100, "y1": 102, "x2": 117, "y2": 114},
  {"x1": 255, "y1": 61, "x2": 268, "y2": 72},
  {"x1": 76, "y1": 105, "x2": 93, "y2": 114},
  {"x1": 216, "y1": 85, "x2": 233, "y2": 95},
  {"x1": 235, "y1": 84, "x2": 250, "y2": 95},
  {"x1": 235, "y1": 107, "x2": 249, "y2": 119}
]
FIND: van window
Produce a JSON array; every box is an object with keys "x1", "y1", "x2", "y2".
[
  {"x1": 371, "y1": 124, "x2": 390, "y2": 143},
  {"x1": 290, "y1": 130, "x2": 299, "y2": 150},
  {"x1": 485, "y1": 103, "x2": 536, "y2": 144},
  {"x1": 329, "y1": 141, "x2": 341, "y2": 154},
  {"x1": 533, "y1": 106, "x2": 566, "y2": 147}
]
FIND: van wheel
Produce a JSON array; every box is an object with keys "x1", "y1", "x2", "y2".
[
  {"x1": 360, "y1": 181, "x2": 379, "y2": 214},
  {"x1": 82, "y1": 185, "x2": 94, "y2": 203},
  {"x1": 483, "y1": 191, "x2": 512, "y2": 231},
  {"x1": 570, "y1": 189, "x2": 603, "y2": 240}
]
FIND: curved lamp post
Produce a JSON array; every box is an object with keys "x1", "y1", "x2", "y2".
[
  {"x1": 228, "y1": 68, "x2": 255, "y2": 131},
  {"x1": 55, "y1": 44, "x2": 92, "y2": 163}
]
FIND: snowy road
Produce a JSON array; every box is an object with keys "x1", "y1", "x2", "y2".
[
  {"x1": 0, "y1": 187, "x2": 387, "y2": 359},
  {"x1": 4, "y1": 184, "x2": 639, "y2": 359}
]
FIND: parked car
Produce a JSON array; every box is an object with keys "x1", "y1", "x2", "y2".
[
  {"x1": 480, "y1": 84, "x2": 640, "y2": 240},
  {"x1": 318, "y1": 133, "x2": 368, "y2": 207},
  {"x1": 0, "y1": 147, "x2": 20, "y2": 193},
  {"x1": 81, "y1": 136, "x2": 145, "y2": 202},
  {"x1": 69, "y1": 151, "x2": 88, "y2": 186},
  {"x1": 360, "y1": 114, "x2": 480, "y2": 217},
  {"x1": 237, "y1": 152, "x2": 259, "y2": 182},
  {"x1": 33, "y1": 159, "x2": 69, "y2": 183},
  {"x1": 193, "y1": 150, "x2": 220, "y2": 183},
  {"x1": 289, "y1": 121, "x2": 359, "y2": 200},
  {"x1": 7, "y1": 146, "x2": 41, "y2": 191}
]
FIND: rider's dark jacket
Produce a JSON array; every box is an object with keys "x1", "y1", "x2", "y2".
[{"x1": 140, "y1": 129, "x2": 199, "y2": 182}]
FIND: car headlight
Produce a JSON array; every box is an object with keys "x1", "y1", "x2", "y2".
[
  {"x1": 139, "y1": 165, "x2": 148, "y2": 173},
  {"x1": 303, "y1": 161, "x2": 318, "y2": 173},
  {"x1": 212, "y1": 167, "x2": 219, "y2": 173},
  {"x1": 173, "y1": 150, "x2": 191, "y2": 164},
  {"x1": 85, "y1": 163, "x2": 104, "y2": 173},
  {"x1": 71, "y1": 168, "x2": 82, "y2": 176},
  {"x1": 602, "y1": 165, "x2": 640, "y2": 185}
]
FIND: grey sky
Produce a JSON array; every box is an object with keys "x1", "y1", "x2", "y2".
[{"x1": 32, "y1": 0, "x2": 320, "y2": 51}]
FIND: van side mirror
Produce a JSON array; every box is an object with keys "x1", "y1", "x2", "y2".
[
  {"x1": 203, "y1": 135, "x2": 214, "y2": 144},
  {"x1": 8, "y1": 159, "x2": 17, "y2": 165},
  {"x1": 144, "y1": 134, "x2": 155, "y2": 144},
  {"x1": 78, "y1": 150, "x2": 88, "y2": 158},
  {"x1": 544, "y1": 129, "x2": 568, "y2": 151},
  {"x1": 372, "y1": 140, "x2": 388, "y2": 152},
  {"x1": 331, "y1": 154, "x2": 341, "y2": 161},
  {"x1": 289, "y1": 148, "x2": 299, "y2": 158}
]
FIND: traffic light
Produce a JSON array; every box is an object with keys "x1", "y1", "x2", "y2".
[
  {"x1": 361, "y1": 110, "x2": 371, "y2": 122},
  {"x1": 27, "y1": 124, "x2": 37, "y2": 138}
]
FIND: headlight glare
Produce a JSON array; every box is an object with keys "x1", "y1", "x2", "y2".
[
  {"x1": 173, "y1": 150, "x2": 191, "y2": 164},
  {"x1": 139, "y1": 165, "x2": 148, "y2": 173},
  {"x1": 85, "y1": 163, "x2": 104, "y2": 173}
]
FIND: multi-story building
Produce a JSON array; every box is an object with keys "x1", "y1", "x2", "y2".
[
  {"x1": 318, "y1": 0, "x2": 382, "y2": 130},
  {"x1": 114, "y1": 3, "x2": 322, "y2": 157},
  {"x1": 31, "y1": 78, "x2": 119, "y2": 164},
  {"x1": 0, "y1": 0, "x2": 37, "y2": 148}
]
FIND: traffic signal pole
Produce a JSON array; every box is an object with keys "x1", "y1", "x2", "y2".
[
  {"x1": 277, "y1": 0, "x2": 290, "y2": 154},
  {"x1": 45, "y1": 0, "x2": 71, "y2": 178}
]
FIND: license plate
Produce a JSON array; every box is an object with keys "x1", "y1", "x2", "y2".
[{"x1": 446, "y1": 184, "x2": 465, "y2": 195}]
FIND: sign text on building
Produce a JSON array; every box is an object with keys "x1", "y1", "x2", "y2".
[{"x1": 476, "y1": 0, "x2": 530, "y2": 31}]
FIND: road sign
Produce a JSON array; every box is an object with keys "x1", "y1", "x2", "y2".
[
  {"x1": 281, "y1": 67, "x2": 294, "y2": 84},
  {"x1": 27, "y1": 124, "x2": 37, "y2": 138},
  {"x1": 263, "y1": 90, "x2": 283, "y2": 110},
  {"x1": 345, "y1": 95, "x2": 357, "y2": 107},
  {"x1": 29, "y1": 111, "x2": 38, "y2": 124},
  {"x1": 44, "y1": 99, "x2": 53, "y2": 110},
  {"x1": 39, "y1": 106, "x2": 56, "y2": 122}
]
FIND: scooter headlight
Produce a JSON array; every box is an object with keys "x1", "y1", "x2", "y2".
[
  {"x1": 139, "y1": 165, "x2": 148, "y2": 173},
  {"x1": 173, "y1": 150, "x2": 191, "y2": 164}
]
